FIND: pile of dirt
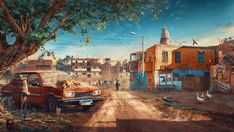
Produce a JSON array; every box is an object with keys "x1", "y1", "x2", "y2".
[
  {"x1": 0, "y1": 106, "x2": 76, "y2": 131},
  {"x1": 0, "y1": 96, "x2": 75, "y2": 131}
]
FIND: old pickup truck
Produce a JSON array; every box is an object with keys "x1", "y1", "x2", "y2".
[{"x1": 1, "y1": 71, "x2": 102, "y2": 112}]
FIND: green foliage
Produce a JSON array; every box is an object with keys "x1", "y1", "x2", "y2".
[
  {"x1": 38, "y1": 47, "x2": 56, "y2": 59},
  {"x1": 56, "y1": 55, "x2": 73, "y2": 71},
  {"x1": 25, "y1": 29, "x2": 49, "y2": 45},
  {"x1": 0, "y1": 0, "x2": 165, "y2": 45}
]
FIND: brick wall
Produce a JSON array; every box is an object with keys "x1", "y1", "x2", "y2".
[
  {"x1": 154, "y1": 45, "x2": 179, "y2": 70},
  {"x1": 218, "y1": 40, "x2": 234, "y2": 57},
  {"x1": 19, "y1": 59, "x2": 54, "y2": 71},
  {"x1": 169, "y1": 46, "x2": 216, "y2": 70}
]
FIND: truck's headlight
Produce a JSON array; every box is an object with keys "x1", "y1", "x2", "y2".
[
  {"x1": 92, "y1": 90, "x2": 101, "y2": 96},
  {"x1": 64, "y1": 92, "x2": 75, "y2": 97}
]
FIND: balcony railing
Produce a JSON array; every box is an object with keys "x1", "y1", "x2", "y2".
[
  {"x1": 91, "y1": 69, "x2": 101, "y2": 72},
  {"x1": 74, "y1": 69, "x2": 87, "y2": 71}
]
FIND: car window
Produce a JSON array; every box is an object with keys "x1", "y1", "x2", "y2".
[
  {"x1": 28, "y1": 74, "x2": 40, "y2": 86},
  {"x1": 14, "y1": 73, "x2": 28, "y2": 80}
]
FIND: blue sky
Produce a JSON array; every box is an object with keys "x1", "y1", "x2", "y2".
[{"x1": 42, "y1": 0, "x2": 234, "y2": 60}]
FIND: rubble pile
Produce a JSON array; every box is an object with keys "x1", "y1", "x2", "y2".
[{"x1": 0, "y1": 104, "x2": 16, "y2": 130}]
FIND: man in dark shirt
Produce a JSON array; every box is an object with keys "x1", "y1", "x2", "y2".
[{"x1": 115, "y1": 79, "x2": 120, "y2": 91}]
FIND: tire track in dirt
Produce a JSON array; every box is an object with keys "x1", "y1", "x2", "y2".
[
  {"x1": 81, "y1": 90, "x2": 118, "y2": 131},
  {"x1": 80, "y1": 91, "x2": 163, "y2": 132}
]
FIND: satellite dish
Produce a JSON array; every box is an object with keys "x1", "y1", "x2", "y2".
[
  {"x1": 192, "y1": 39, "x2": 198, "y2": 46},
  {"x1": 129, "y1": 32, "x2": 137, "y2": 35}
]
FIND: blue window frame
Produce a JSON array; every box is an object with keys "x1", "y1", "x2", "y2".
[
  {"x1": 198, "y1": 52, "x2": 205, "y2": 63},
  {"x1": 175, "y1": 51, "x2": 181, "y2": 63}
]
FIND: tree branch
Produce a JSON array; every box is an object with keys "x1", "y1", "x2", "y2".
[
  {"x1": 20, "y1": 13, "x2": 30, "y2": 32},
  {"x1": 0, "y1": 0, "x2": 25, "y2": 38},
  {"x1": 0, "y1": 32, "x2": 7, "y2": 52},
  {"x1": 39, "y1": 0, "x2": 67, "y2": 28},
  {"x1": 49, "y1": 12, "x2": 72, "y2": 38}
]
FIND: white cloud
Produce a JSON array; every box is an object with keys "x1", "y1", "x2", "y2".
[
  {"x1": 218, "y1": 25, "x2": 234, "y2": 32},
  {"x1": 197, "y1": 36, "x2": 219, "y2": 46},
  {"x1": 194, "y1": 25, "x2": 234, "y2": 46}
]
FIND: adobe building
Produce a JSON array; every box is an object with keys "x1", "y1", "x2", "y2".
[
  {"x1": 100, "y1": 60, "x2": 122, "y2": 81},
  {"x1": 130, "y1": 27, "x2": 217, "y2": 91},
  {"x1": 101, "y1": 60, "x2": 112, "y2": 80},
  {"x1": 71, "y1": 58, "x2": 101, "y2": 82},
  {"x1": 101, "y1": 59, "x2": 129, "y2": 88},
  {"x1": 18, "y1": 59, "x2": 55, "y2": 71},
  {"x1": 218, "y1": 39, "x2": 234, "y2": 57}
]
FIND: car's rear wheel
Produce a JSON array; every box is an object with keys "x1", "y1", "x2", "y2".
[{"x1": 47, "y1": 96, "x2": 58, "y2": 113}]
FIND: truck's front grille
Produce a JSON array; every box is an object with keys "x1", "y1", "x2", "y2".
[{"x1": 74, "y1": 92, "x2": 92, "y2": 97}]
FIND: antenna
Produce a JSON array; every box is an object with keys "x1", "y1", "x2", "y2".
[{"x1": 217, "y1": 38, "x2": 222, "y2": 44}]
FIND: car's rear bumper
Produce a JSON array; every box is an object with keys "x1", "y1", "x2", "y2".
[{"x1": 57, "y1": 97, "x2": 103, "y2": 107}]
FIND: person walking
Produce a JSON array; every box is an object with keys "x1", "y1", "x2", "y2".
[{"x1": 115, "y1": 79, "x2": 120, "y2": 91}]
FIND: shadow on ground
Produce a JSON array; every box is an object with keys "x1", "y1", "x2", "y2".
[{"x1": 77, "y1": 118, "x2": 234, "y2": 132}]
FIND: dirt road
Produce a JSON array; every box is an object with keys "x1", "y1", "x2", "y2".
[{"x1": 79, "y1": 90, "x2": 234, "y2": 132}]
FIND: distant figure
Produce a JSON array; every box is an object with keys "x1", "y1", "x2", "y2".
[{"x1": 115, "y1": 79, "x2": 120, "y2": 91}]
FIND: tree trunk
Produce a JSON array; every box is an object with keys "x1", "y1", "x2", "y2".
[{"x1": 0, "y1": 41, "x2": 40, "y2": 74}]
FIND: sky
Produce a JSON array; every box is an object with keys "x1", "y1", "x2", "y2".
[{"x1": 42, "y1": 0, "x2": 234, "y2": 60}]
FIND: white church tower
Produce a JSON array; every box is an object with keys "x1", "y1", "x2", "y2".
[{"x1": 160, "y1": 27, "x2": 170, "y2": 45}]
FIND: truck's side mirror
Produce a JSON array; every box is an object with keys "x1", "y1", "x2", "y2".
[{"x1": 32, "y1": 82, "x2": 40, "y2": 86}]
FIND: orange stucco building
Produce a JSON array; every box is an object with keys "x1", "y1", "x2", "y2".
[
  {"x1": 170, "y1": 46, "x2": 217, "y2": 70},
  {"x1": 142, "y1": 44, "x2": 217, "y2": 89},
  {"x1": 130, "y1": 27, "x2": 217, "y2": 90}
]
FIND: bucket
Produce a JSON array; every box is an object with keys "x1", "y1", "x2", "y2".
[{"x1": 56, "y1": 107, "x2": 61, "y2": 114}]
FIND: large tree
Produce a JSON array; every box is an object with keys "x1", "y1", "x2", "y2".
[{"x1": 0, "y1": 0, "x2": 164, "y2": 74}]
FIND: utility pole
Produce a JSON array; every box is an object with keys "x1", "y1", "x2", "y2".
[
  {"x1": 109, "y1": 63, "x2": 111, "y2": 80},
  {"x1": 142, "y1": 36, "x2": 144, "y2": 91}
]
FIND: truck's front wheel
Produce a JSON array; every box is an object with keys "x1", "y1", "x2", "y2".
[
  {"x1": 47, "y1": 96, "x2": 58, "y2": 113},
  {"x1": 82, "y1": 106, "x2": 92, "y2": 111}
]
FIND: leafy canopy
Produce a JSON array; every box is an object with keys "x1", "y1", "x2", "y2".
[{"x1": 0, "y1": 0, "x2": 165, "y2": 46}]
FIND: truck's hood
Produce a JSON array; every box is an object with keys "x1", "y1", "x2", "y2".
[
  {"x1": 43, "y1": 83, "x2": 98, "y2": 93},
  {"x1": 63, "y1": 87, "x2": 96, "y2": 92}
]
